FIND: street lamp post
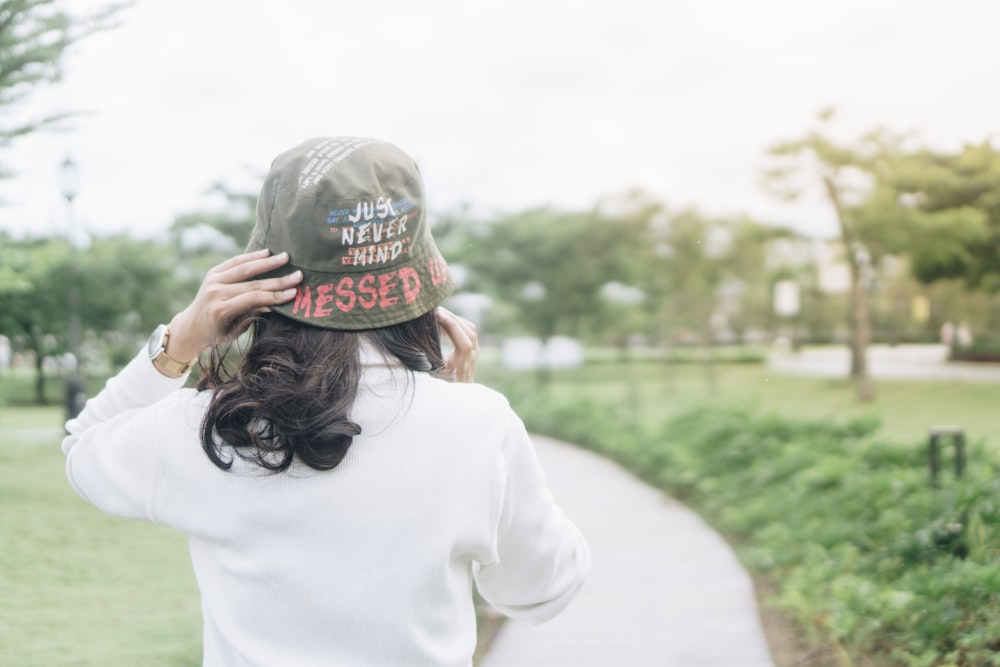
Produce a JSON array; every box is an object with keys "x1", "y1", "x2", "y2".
[{"x1": 61, "y1": 155, "x2": 85, "y2": 421}]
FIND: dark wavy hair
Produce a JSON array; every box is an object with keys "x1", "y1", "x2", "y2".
[{"x1": 197, "y1": 310, "x2": 445, "y2": 472}]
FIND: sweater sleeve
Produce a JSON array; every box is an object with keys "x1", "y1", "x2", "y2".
[
  {"x1": 61, "y1": 348, "x2": 191, "y2": 521},
  {"x1": 474, "y1": 409, "x2": 591, "y2": 624}
]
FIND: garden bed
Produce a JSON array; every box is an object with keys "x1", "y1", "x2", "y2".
[{"x1": 496, "y1": 383, "x2": 1000, "y2": 666}]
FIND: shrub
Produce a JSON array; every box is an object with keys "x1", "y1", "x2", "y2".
[
  {"x1": 950, "y1": 333, "x2": 1000, "y2": 363},
  {"x1": 500, "y1": 386, "x2": 1000, "y2": 666}
]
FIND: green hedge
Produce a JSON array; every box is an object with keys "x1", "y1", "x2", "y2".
[
  {"x1": 501, "y1": 384, "x2": 1000, "y2": 667},
  {"x1": 951, "y1": 334, "x2": 1000, "y2": 364}
]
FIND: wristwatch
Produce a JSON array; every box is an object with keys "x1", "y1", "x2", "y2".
[{"x1": 148, "y1": 324, "x2": 194, "y2": 378}]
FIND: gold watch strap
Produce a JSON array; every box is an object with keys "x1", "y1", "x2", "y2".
[
  {"x1": 153, "y1": 349, "x2": 194, "y2": 377},
  {"x1": 152, "y1": 326, "x2": 194, "y2": 378}
]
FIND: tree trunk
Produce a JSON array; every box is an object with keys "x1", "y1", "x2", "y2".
[
  {"x1": 34, "y1": 350, "x2": 47, "y2": 405},
  {"x1": 700, "y1": 324, "x2": 717, "y2": 396},
  {"x1": 847, "y1": 255, "x2": 874, "y2": 402},
  {"x1": 822, "y1": 172, "x2": 874, "y2": 403}
]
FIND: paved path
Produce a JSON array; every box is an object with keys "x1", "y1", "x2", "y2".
[
  {"x1": 768, "y1": 344, "x2": 1000, "y2": 382},
  {"x1": 481, "y1": 435, "x2": 774, "y2": 667}
]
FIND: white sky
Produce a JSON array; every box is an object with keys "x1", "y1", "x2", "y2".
[{"x1": 2, "y1": 0, "x2": 999, "y2": 241}]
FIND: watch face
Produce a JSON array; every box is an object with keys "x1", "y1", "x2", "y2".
[{"x1": 148, "y1": 324, "x2": 168, "y2": 359}]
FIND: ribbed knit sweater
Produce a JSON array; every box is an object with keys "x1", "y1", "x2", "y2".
[{"x1": 62, "y1": 345, "x2": 590, "y2": 667}]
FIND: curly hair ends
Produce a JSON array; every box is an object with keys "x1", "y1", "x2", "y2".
[{"x1": 197, "y1": 310, "x2": 445, "y2": 473}]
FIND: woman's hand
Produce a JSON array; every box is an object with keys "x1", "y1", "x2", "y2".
[
  {"x1": 436, "y1": 307, "x2": 479, "y2": 383},
  {"x1": 165, "y1": 250, "x2": 302, "y2": 362}
]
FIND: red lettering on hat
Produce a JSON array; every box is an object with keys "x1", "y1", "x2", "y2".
[
  {"x1": 399, "y1": 266, "x2": 421, "y2": 303},
  {"x1": 314, "y1": 284, "x2": 335, "y2": 318},
  {"x1": 378, "y1": 271, "x2": 398, "y2": 308},
  {"x1": 357, "y1": 273, "x2": 377, "y2": 309},
  {"x1": 335, "y1": 277, "x2": 356, "y2": 313},
  {"x1": 429, "y1": 257, "x2": 449, "y2": 286},
  {"x1": 293, "y1": 286, "x2": 312, "y2": 317}
]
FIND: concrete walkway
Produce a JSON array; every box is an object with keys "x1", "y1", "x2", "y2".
[
  {"x1": 768, "y1": 344, "x2": 1000, "y2": 382},
  {"x1": 481, "y1": 435, "x2": 774, "y2": 667}
]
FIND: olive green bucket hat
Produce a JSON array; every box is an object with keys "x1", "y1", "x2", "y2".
[{"x1": 247, "y1": 137, "x2": 455, "y2": 330}]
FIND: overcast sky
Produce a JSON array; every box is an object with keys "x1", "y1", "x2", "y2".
[{"x1": 2, "y1": 0, "x2": 998, "y2": 242}]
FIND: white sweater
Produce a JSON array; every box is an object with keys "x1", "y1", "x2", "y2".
[{"x1": 63, "y1": 346, "x2": 590, "y2": 667}]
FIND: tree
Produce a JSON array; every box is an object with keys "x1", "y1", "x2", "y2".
[
  {"x1": 0, "y1": 233, "x2": 73, "y2": 402},
  {"x1": 0, "y1": 233, "x2": 180, "y2": 403},
  {"x1": 766, "y1": 110, "x2": 883, "y2": 401},
  {"x1": 0, "y1": 0, "x2": 122, "y2": 172},
  {"x1": 78, "y1": 234, "x2": 185, "y2": 334},
  {"x1": 169, "y1": 182, "x2": 258, "y2": 253},
  {"x1": 459, "y1": 205, "x2": 645, "y2": 380},
  {"x1": 766, "y1": 113, "x2": 994, "y2": 401},
  {"x1": 643, "y1": 208, "x2": 783, "y2": 392},
  {"x1": 876, "y1": 142, "x2": 998, "y2": 291}
]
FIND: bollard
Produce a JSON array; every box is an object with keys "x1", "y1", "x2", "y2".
[{"x1": 928, "y1": 426, "x2": 965, "y2": 488}]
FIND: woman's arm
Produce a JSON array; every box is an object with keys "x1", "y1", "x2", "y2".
[
  {"x1": 474, "y1": 410, "x2": 592, "y2": 624},
  {"x1": 61, "y1": 250, "x2": 301, "y2": 518}
]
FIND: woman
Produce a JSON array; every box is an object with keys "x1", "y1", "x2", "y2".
[{"x1": 62, "y1": 137, "x2": 590, "y2": 667}]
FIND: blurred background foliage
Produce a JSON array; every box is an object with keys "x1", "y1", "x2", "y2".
[
  {"x1": 5, "y1": 121, "x2": 1000, "y2": 402},
  {"x1": 1, "y1": 0, "x2": 1000, "y2": 405}
]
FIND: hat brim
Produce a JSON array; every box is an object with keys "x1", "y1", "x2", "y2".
[{"x1": 250, "y1": 241, "x2": 455, "y2": 331}]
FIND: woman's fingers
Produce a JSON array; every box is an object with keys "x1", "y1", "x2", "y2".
[
  {"x1": 163, "y1": 252, "x2": 301, "y2": 361},
  {"x1": 437, "y1": 308, "x2": 478, "y2": 351},
  {"x1": 211, "y1": 269, "x2": 301, "y2": 333},
  {"x1": 211, "y1": 249, "x2": 291, "y2": 283},
  {"x1": 437, "y1": 307, "x2": 479, "y2": 383},
  {"x1": 208, "y1": 248, "x2": 271, "y2": 273},
  {"x1": 217, "y1": 283, "x2": 298, "y2": 323},
  {"x1": 436, "y1": 308, "x2": 471, "y2": 348},
  {"x1": 210, "y1": 270, "x2": 302, "y2": 304}
]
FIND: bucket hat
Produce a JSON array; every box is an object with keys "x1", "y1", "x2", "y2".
[{"x1": 246, "y1": 137, "x2": 455, "y2": 330}]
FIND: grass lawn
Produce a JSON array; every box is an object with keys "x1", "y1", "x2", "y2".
[
  {"x1": 0, "y1": 404, "x2": 502, "y2": 665},
  {"x1": 479, "y1": 358, "x2": 1000, "y2": 451},
  {"x1": 0, "y1": 405, "x2": 64, "y2": 431},
  {"x1": 0, "y1": 427, "x2": 202, "y2": 666}
]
